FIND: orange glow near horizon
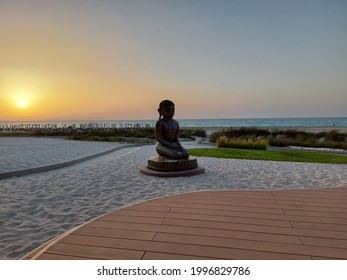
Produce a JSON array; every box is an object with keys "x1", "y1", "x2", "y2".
[{"x1": 0, "y1": 74, "x2": 160, "y2": 121}]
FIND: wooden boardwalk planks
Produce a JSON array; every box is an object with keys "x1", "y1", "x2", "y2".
[{"x1": 23, "y1": 185, "x2": 347, "y2": 260}]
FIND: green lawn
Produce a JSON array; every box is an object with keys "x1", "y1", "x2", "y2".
[{"x1": 188, "y1": 148, "x2": 347, "y2": 164}]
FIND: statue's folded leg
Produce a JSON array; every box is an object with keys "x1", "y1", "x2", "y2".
[
  {"x1": 179, "y1": 146, "x2": 189, "y2": 158},
  {"x1": 156, "y1": 143, "x2": 188, "y2": 159}
]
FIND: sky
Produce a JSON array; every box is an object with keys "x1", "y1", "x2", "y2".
[{"x1": 1, "y1": 0, "x2": 346, "y2": 121}]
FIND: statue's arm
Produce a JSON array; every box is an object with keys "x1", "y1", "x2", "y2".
[{"x1": 174, "y1": 122, "x2": 181, "y2": 146}]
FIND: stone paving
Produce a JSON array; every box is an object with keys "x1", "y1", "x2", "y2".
[{"x1": 0, "y1": 137, "x2": 127, "y2": 174}]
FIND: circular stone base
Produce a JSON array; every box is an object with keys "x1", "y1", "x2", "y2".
[
  {"x1": 139, "y1": 165, "x2": 205, "y2": 177},
  {"x1": 147, "y1": 155, "x2": 198, "y2": 172}
]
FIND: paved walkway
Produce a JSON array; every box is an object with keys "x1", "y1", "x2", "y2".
[
  {"x1": 0, "y1": 137, "x2": 128, "y2": 177},
  {"x1": 23, "y1": 186, "x2": 347, "y2": 260}
]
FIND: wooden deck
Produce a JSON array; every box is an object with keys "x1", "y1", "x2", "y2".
[{"x1": 23, "y1": 185, "x2": 347, "y2": 260}]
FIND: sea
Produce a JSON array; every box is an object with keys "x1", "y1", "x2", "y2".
[{"x1": 1, "y1": 117, "x2": 347, "y2": 130}]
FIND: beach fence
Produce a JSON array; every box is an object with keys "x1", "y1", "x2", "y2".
[{"x1": 0, "y1": 123, "x2": 58, "y2": 130}]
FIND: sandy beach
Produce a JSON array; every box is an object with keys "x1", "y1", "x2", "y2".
[{"x1": 1, "y1": 135, "x2": 347, "y2": 259}]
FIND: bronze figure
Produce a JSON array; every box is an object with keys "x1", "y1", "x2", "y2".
[{"x1": 155, "y1": 100, "x2": 189, "y2": 159}]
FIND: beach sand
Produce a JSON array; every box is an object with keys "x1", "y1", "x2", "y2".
[{"x1": 0, "y1": 134, "x2": 347, "y2": 259}]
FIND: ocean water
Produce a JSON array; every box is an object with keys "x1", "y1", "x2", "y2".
[
  {"x1": 178, "y1": 117, "x2": 347, "y2": 128},
  {"x1": 1, "y1": 117, "x2": 346, "y2": 130}
]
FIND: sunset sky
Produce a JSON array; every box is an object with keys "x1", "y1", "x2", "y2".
[{"x1": 1, "y1": 0, "x2": 346, "y2": 121}]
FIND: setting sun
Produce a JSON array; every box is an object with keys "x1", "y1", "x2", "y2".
[{"x1": 18, "y1": 100, "x2": 26, "y2": 107}]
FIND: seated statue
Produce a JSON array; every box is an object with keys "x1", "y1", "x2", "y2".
[{"x1": 155, "y1": 100, "x2": 189, "y2": 159}]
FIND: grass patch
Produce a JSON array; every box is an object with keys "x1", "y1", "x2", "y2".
[{"x1": 188, "y1": 148, "x2": 347, "y2": 164}]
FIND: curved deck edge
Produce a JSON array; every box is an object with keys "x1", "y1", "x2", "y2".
[{"x1": 22, "y1": 184, "x2": 347, "y2": 260}]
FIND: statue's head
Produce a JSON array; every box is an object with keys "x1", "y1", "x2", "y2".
[{"x1": 158, "y1": 100, "x2": 175, "y2": 120}]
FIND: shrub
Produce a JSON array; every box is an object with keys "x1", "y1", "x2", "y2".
[
  {"x1": 210, "y1": 127, "x2": 270, "y2": 143},
  {"x1": 210, "y1": 127, "x2": 347, "y2": 150},
  {"x1": 192, "y1": 128, "x2": 207, "y2": 138},
  {"x1": 216, "y1": 136, "x2": 268, "y2": 150},
  {"x1": 209, "y1": 131, "x2": 224, "y2": 143},
  {"x1": 179, "y1": 128, "x2": 207, "y2": 139},
  {"x1": 322, "y1": 130, "x2": 346, "y2": 142},
  {"x1": 179, "y1": 129, "x2": 194, "y2": 139},
  {"x1": 216, "y1": 135, "x2": 229, "y2": 147},
  {"x1": 71, "y1": 128, "x2": 155, "y2": 139}
]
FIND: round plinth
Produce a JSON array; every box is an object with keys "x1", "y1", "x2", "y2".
[
  {"x1": 147, "y1": 156, "x2": 198, "y2": 172},
  {"x1": 139, "y1": 165, "x2": 205, "y2": 177}
]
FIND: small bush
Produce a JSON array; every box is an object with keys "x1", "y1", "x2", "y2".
[
  {"x1": 192, "y1": 128, "x2": 207, "y2": 138},
  {"x1": 179, "y1": 129, "x2": 194, "y2": 139},
  {"x1": 209, "y1": 131, "x2": 223, "y2": 143},
  {"x1": 216, "y1": 136, "x2": 268, "y2": 150},
  {"x1": 210, "y1": 127, "x2": 270, "y2": 143},
  {"x1": 179, "y1": 128, "x2": 207, "y2": 139},
  {"x1": 322, "y1": 130, "x2": 346, "y2": 142},
  {"x1": 71, "y1": 128, "x2": 155, "y2": 139}
]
